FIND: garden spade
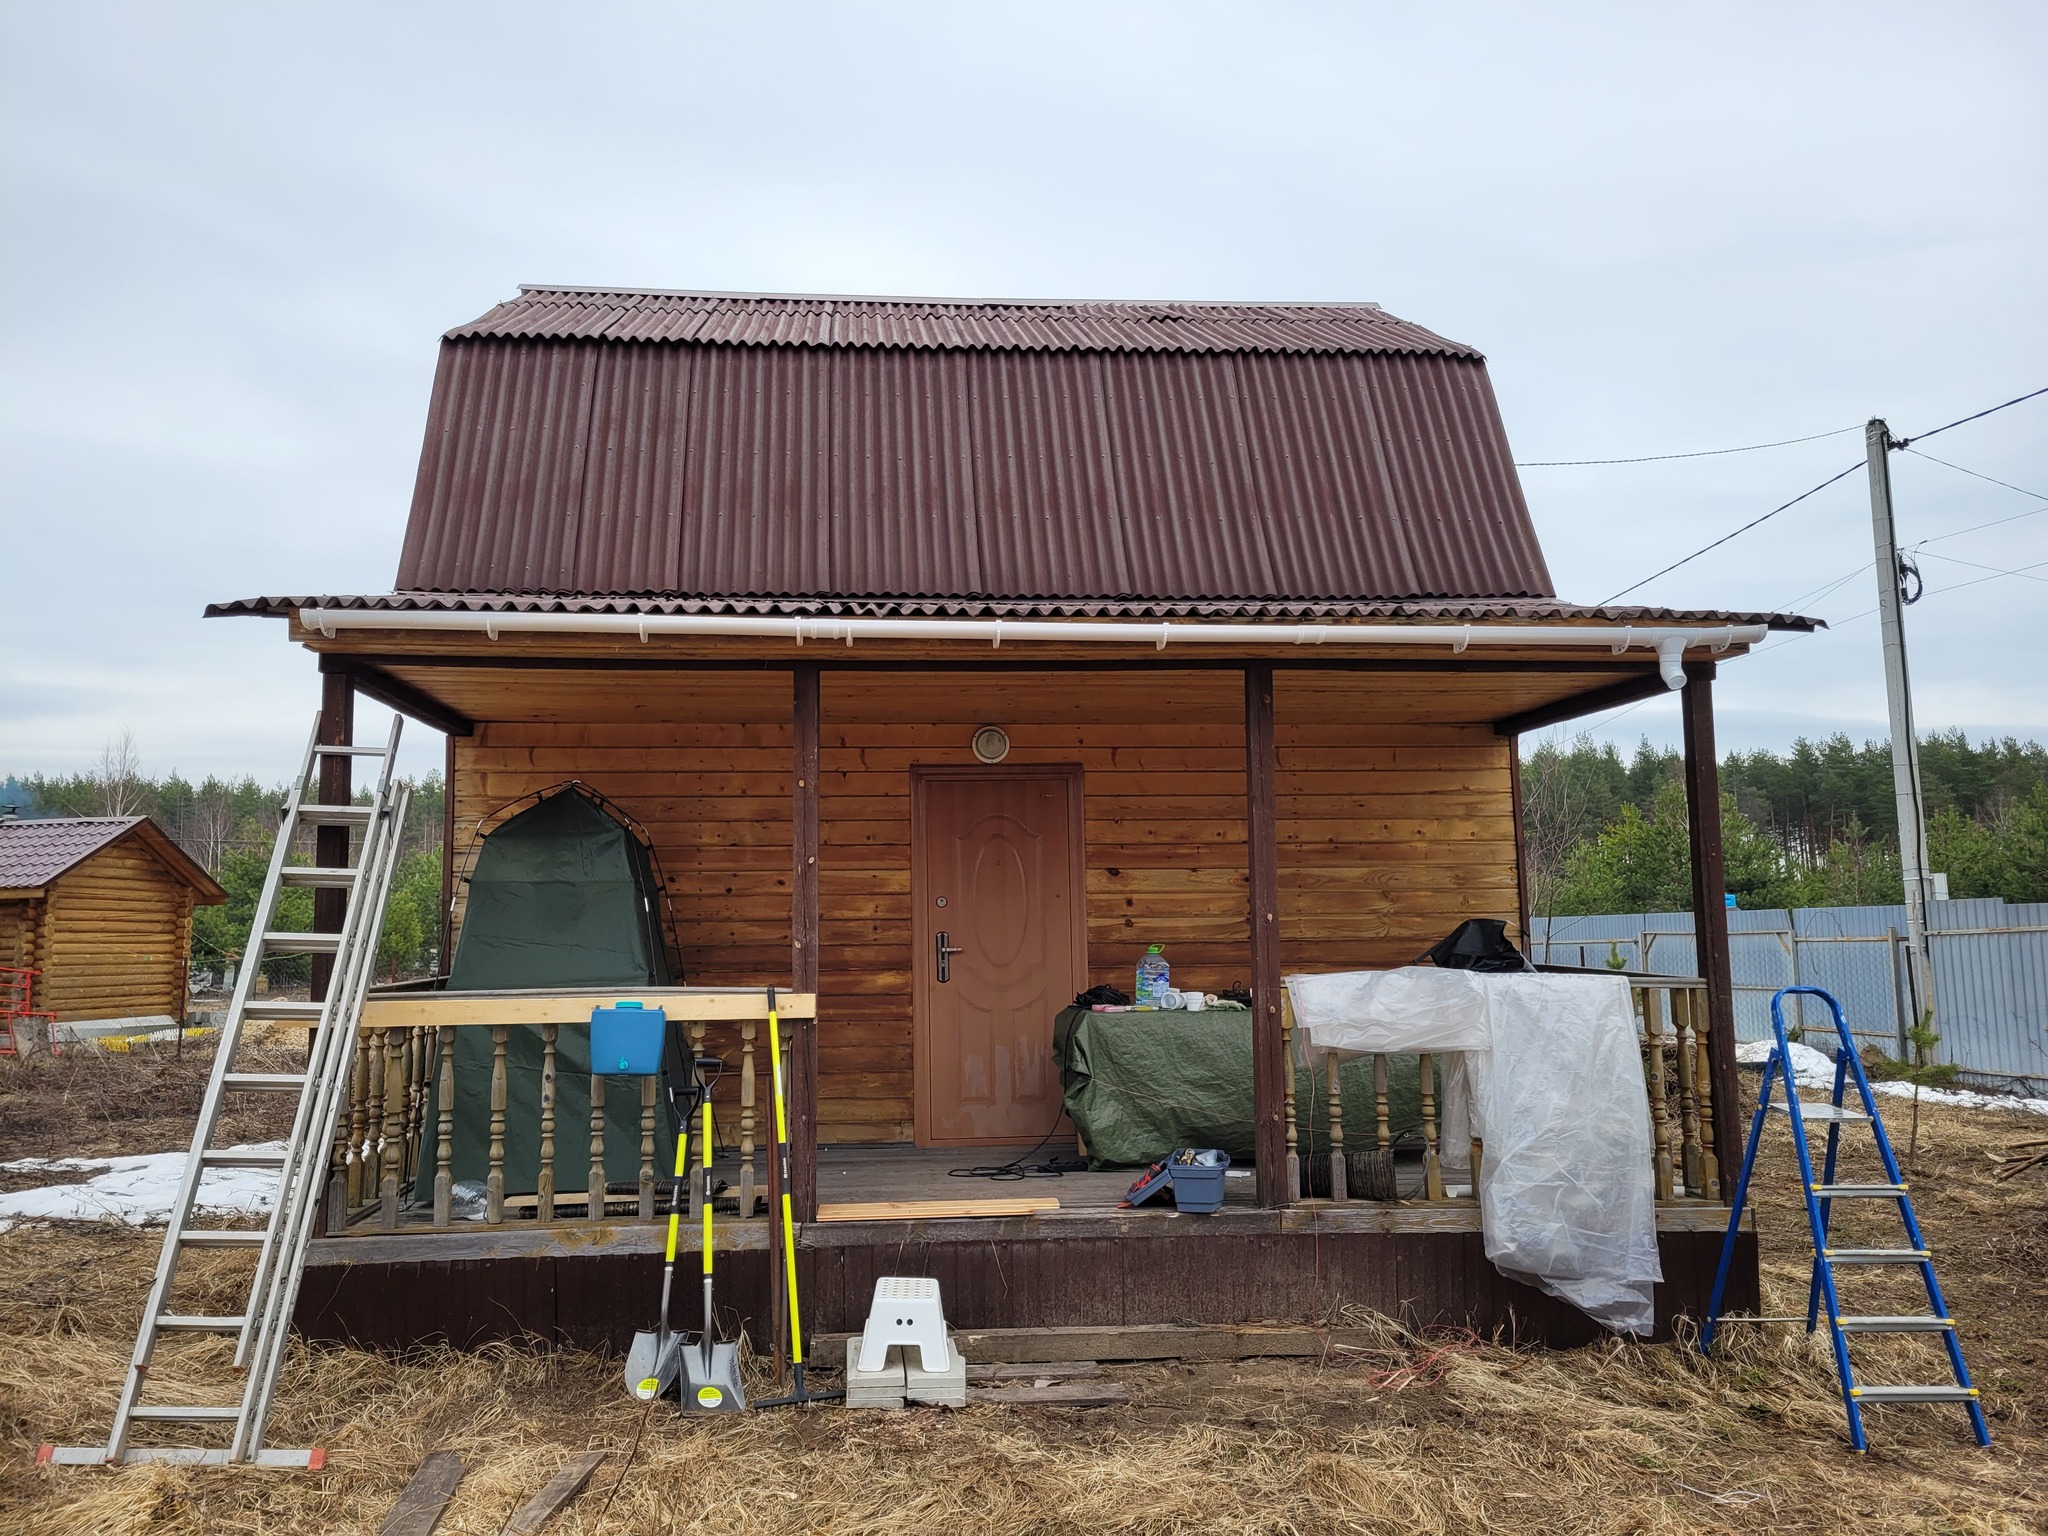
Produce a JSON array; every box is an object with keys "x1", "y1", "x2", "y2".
[{"x1": 678, "y1": 1097, "x2": 746, "y2": 1413}]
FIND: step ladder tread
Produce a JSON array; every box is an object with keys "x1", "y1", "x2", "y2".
[
  {"x1": 1770, "y1": 1102, "x2": 1870, "y2": 1122},
  {"x1": 278, "y1": 867, "x2": 361, "y2": 888},
  {"x1": 155, "y1": 1314, "x2": 250, "y2": 1333},
  {"x1": 297, "y1": 804, "x2": 374, "y2": 823},
  {"x1": 221, "y1": 1073, "x2": 308, "y2": 1092},
  {"x1": 178, "y1": 1229, "x2": 267, "y2": 1246},
  {"x1": 260, "y1": 930, "x2": 341, "y2": 949},
  {"x1": 1812, "y1": 1183, "x2": 1907, "y2": 1197},
  {"x1": 198, "y1": 1149, "x2": 289, "y2": 1168},
  {"x1": 127, "y1": 1405, "x2": 243, "y2": 1422},
  {"x1": 1836, "y1": 1315, "x2": 1954, "y2": 1332},
  {"x1": 1826, "y1": 1248, "x2": 1931, "y2": 1264},
  {"x1": 313, "y1": 745, "x2": 391, "y2": 757},
  {"x1": 241, "y1": 1000, "x2": 324, "y2": 1019},
  {"x1": 1850, "y1": 1385, "x2": 1979, "y2": 1403}
]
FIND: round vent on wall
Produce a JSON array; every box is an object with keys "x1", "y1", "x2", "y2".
[{"x1": 971, "y1": 726, "x2": 1010, "y2": 764}]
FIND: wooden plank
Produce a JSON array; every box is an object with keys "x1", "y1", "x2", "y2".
[
  {"x1": 312, "y1": 669, "x2": 354, "y2": 1004},
  {"x1": 966, "y1": 1360, "x2": 1103, "y2": 1380},
  {"x1": 355, "y1": 989, "x2": 818, "y2": 1031},
  {"x1": 968, "y1": 1381, "x2": 1129, "y2": 1407},
  {"x1": 498, "y1": 1451, "x2": 604, "y2": 1535},
  {"x1": 815, "y1": 1197, "x2": 1060, "y2": 1222},
  {"x1": 380, "y1": 1450, "x2": 467, "y2": 1536},
  {"x1": 1681, "y1": 665, "x2": 1740, "y2": 1201},
  {"x1": 791, "y1": 663, "x2": 821, "y2": 1224}
]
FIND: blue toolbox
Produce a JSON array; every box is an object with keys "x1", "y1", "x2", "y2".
[
  {"x1": 1119, "y1": 1148, "x2": 1231, "y2": 1214},
  {"x1": 590, "y1": 1000, "x2": 667, "y2": 1075}
]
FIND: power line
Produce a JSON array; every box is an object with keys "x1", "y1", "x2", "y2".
[
  {"x1": 1901, "y1": 446, "x2": 2048, "y2": 504},
  {"x1": 1516, "y1": 425, "x2": 1857, "y2": 467},
  {"x1": 1896, "y1": 384, "x2": 2048, "y2": 448},
  {"x1": 1913, "y1": 549, "x2": 2048, "y2": 586},
  {"x1": 1599, "y1": 461, "x2": 1863, "y2": 605}
]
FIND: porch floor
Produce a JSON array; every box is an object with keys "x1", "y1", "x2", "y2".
[{"x1": 816, "y1": 1143, "x2": 1252, "y2": 1213}]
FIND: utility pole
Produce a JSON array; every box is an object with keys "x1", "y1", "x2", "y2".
[{"x1": 1866, "y1": 418, "x2": 1935, "y2": 1032}]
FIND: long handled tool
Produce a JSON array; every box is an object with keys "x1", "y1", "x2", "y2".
[
  {"x1": 679, "y1": 1097, "x2": 746, "y2": 1412},
  {"x1": 756, "y1": 986, "x2": 844, "y2": 1408},
  {"x1": 624, "y1": 1100, "x2": 691, "y2": 1402}
]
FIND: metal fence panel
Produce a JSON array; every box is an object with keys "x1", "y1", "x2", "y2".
[{"x1": 1532, "y1": 899, "x2": 2048, "y2": 1091}]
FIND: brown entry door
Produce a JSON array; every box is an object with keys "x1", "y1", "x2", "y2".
[{"x1": 912, "y1": 768, "x2": 1085, "y2": 1145}]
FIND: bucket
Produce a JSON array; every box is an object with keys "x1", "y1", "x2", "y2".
[
  {"x1": 1166, "y1": 1151, "x2": 1230, "y2": 1213},
  {"x1": 590, "y1": 1002, "x2": 667, "y2": 1075}
]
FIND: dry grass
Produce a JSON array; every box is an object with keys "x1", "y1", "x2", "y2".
[{"x1": 0, "y1": 1053, "x2": 2043, "y2": 1534}]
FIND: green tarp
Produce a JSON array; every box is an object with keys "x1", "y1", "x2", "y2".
[
  {"x1": 413, "y1": 789, "x2": 679, "y2": 1200},
  {"x1": 1054, "y1": 1006, "x2": 1427, "y2": 1169}
]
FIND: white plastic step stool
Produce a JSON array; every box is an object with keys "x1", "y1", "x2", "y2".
[{"x1": 858, "y1": 1276, "x2": 949, "y2": 1373}]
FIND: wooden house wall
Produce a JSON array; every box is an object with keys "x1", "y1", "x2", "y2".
[
  {"x1": 40, "y1": 842, "x2": 195, "y2": 1021},
  {"x1": 449, "y1": 670, "x2": 1520, "y2": 1144},
  {"x1": 0, "y1": 898, "x2": 43, "y2": 976}
]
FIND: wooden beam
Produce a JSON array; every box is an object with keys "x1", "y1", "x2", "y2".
[
  {"x1": 355, "y1": 988, "x2": 818, "y2": 1031},
  {"x1": 498, "y1": 1451, "x2": 604, "y2": 1535},
  {"x1": 379, "y1": 1450, "x2": 467, "y2": 1536},
  {"x1": 790, "y1": 663, "x2": 821, "y2": 1222},
  {"x1": 312, "y1": 670, "x2": 354, "y2": 1003},
  {"x1": 1492, "y1": 669, "x2": 1669, "y2": 736},
  {"x1": 1244, "y1": 664, "x2": 1287, "y2": 1207},
  {"x1": 1681, "y1": 663, "x2": 1741, "y2": 1200},
  {"x1": 439, "y1": 732, "x2": 455, "y2": 972},
  {"x1": 320, "y1": 654, "x2": 475, "y2": 737},
  {"x1": 1507, "y1": 735, "x2": 1531, "y2": 946}
]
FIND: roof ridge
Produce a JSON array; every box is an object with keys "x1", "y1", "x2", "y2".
[{"x1": 511, "y1": 285, "x2": 1391, "y2": 312}]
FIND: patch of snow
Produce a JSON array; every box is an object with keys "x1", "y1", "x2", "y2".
[
  {"x1": 1734, "y1": 1041, "x2": 2048, "y2": 1117},
  {"x1": 0, "y1": 1144, "x2": 284, "y2": 1229}
]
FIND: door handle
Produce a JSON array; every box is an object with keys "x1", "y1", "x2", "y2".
[{"x1": 936, "y1": 930, "x2": 965, "y2": 983}]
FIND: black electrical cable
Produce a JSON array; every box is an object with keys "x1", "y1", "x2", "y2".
[
  {"x1": 1599, "y1": 461, "x2": 1864, "y2": 604},
  {"x1": 1516, "y1": 424, "x2": 1858, "y2": 467},
  {"x1": 1895, "y1": 384, "x2": 2048, "y2": 448},
  {"x1": 948, "y1": 1025, "x2": 1089, "y2": 1180}
]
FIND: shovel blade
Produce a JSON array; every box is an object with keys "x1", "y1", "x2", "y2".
[
  {"x1": 625, "y1": 1329, "x2": 683, "y2": 1403},
  {"x1": 680, "y1": 1341, "x2": 747, "y2": 1413}
]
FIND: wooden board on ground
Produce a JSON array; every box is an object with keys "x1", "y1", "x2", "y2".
[
  {"x1": 967, "y1": 1361, "x2": 1103, "y2": 1381},
  {"x1": 499, "y1": 1451, "x2": 605, "y2": 1535},
  {"x1": 815, "y1": 1196, "x2": 1059, "y2": 1222},
  {"x1": 967, "y1": 1381, "x2": 1129, "y2": 1407},
  {"x1": 380, "y1": 1450, "x2": 467, "y2": 1536},
  {"x1": 948, "y1": 1322, "x2": 1385, "y2": 1364}
]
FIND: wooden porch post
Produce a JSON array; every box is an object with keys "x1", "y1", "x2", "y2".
[
  {"x1": 1244, "y1": 665, "x2": 1289, "y2": 1206},
  {"x1": 312, "y1": 669, "x2": 355, "y2": 1002},
  {"x1": 1507, "y1": 736, "x2": 1532, "y2": 948},
  {"x1": 789, "y1": 663, "x2": 821, "y2": 1221},
  {"x1": 1681, "y1": 663, "x2": 1741, "y2": 1198},
  {"x1": 439, "y1": 733, "x2": 456, "y2": 975}
]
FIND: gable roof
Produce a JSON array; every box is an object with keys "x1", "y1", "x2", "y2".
[
  {"x1": 0, "y1": 817, "x2": 228, "y2": 902},
  {"x1": 383, "y1": 287, "x2": 1556, "y2": 614}
]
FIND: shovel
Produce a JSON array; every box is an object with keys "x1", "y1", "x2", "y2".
[
  {"x1": 678, "y1": 1097, "x2": 746, "y2": 1413},
  {"x1": 624, "y1": 1093, "x2": 693, "y2": 1402}
]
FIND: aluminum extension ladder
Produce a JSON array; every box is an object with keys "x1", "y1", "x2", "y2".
[
  {"x1": 44, "y1": 714, "x2": 410, "y2": 1468},
  {"x1": 1702, "y1": 985, "x2": 1990, "y2": 1452}
]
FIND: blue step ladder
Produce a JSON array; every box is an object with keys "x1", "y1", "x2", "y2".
[{"x1": 1702, "y1": 986, "x2": 1989, "y2": 1451}]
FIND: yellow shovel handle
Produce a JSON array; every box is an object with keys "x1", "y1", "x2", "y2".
[{"x1": 701, "y1": 1099, "x2": 714, "y2": 1276}]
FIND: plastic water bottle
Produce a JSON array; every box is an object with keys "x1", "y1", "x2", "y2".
[{"x1": 1135, "y1": 945, "x2": 1170, "y2": 1007}]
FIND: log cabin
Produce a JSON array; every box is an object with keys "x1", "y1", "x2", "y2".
[
  {"x1": 0, "y1": 816, "x2": 226, "y2": 1033},
  {"x1": 210, "y1": 287, "x2": 1814, "y2": 1353}
]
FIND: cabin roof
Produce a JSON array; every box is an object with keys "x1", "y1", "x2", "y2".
[
  {"x1": 335, "y1": 287, "x2": 1586, "y2": 615},
  {"x1": 0, "y1": 817, "x2": 228, "y2": 901}
]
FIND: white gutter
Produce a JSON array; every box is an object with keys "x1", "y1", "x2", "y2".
[{"x1": 298, "y1": 608, "x2": 1769, "y2": 691}]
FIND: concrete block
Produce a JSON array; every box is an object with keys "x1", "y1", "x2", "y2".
[
  {"x1": 844, "y1": 1335, "x2": 906, "y2": 1409},
  {"x1": 904, "y1": 1337, "x2": 966, "y2": 1408}
]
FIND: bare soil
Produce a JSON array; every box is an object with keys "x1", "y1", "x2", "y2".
[{"x1": 0, "y1": 1045, "x2": 2042, "y2": 1534}]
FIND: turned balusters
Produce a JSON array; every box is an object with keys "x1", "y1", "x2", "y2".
[
  {"x1": 486, "y1": 1025, "x2": 508, "y2": 1225},
  {"x1": 1281, "y1": 993, "x2": 1300, "y2": 1200},
  {"x1": 1326, "y1": 1047, "x2": 1347, "y2": 1201},
  {"x1": 739, "y1": 1014, "x2": 758, "y2": 1218},
  {"x1": 1672, "y1": 989, "x2": 1705, "y2": 1196},
  {"x1": 639, "y1": 1076, "x2": 658, "y2": 1218},
  {"x1": 1417, "y1": 1052, "x2": 1444, "y2": 1201},
  {"x1": 537, "y1": 1022, "x2": 558, "y2": 1222},
  {"x1": 588, "y1": 1069, "x2": 607, "y2": 1222},
  {"x1": 378, "y1": 1027, "x2": 405, "y2": 1229},
  {"x1": 432, "y1": 1026, "x2": 455, "y2": 1226}
]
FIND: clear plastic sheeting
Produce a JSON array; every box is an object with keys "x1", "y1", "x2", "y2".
[{"x1": 1286, "y1": 968, "x2": 1662, "y2": 1335}]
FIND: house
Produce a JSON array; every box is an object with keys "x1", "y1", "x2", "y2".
[
  {"x1": 211, "y1": 288, "x2": 1810, "y2": 1350},
  {"x1": 0, "y1": 816, "x2": 227, "y2": 1032}
]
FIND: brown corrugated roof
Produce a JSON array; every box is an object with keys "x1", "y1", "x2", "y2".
[
  {"x1": 207, "y1": 590, "x2": 1823, "y2": 630},
  {"x1": 0, "y1": 818, "x2": 226, "y2": 900},
  {"x1": 389, "y1": 288, "x2": 1557, "y2": 607},
  {"x1": 451, "y1": 287, "x2": 1481, "y2": 355}
]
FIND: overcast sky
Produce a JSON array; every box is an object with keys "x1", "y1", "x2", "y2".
[{"x1": 3, "y1": 2, "x2": 2044, "y2": 788}]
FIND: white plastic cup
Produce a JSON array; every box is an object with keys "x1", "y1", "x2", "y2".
[{"x1": 1183, "y1": 992, "x2": 1206, "y2": 1013}]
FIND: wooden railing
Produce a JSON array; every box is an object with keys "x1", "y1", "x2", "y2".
[
  {"x1": 1280, "y1": 976, "x2": 1720, "y2": 1205},
  {"x1": 325, "y1": 989, "x2": 810, "y2": 1232}
]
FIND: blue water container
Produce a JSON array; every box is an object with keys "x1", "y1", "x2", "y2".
[{"x1": 590, "y1": 1001, "x2": 666, "y2": 1075}]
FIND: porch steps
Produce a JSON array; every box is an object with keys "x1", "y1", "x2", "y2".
[
  {"x1": 1701, "y1": 985, "x2": 1989, "y2": 1452},
  {"x1": 42, "y1": 713, "x2": 411, "y2": 1470}
]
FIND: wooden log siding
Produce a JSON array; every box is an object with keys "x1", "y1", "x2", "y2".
[
  {"x1": 448, "y1": 671, "x2": 1523, "y2": 1145},
  {"x1": 34, "y1": 841, "x2": 198, "y2": 1022}
]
